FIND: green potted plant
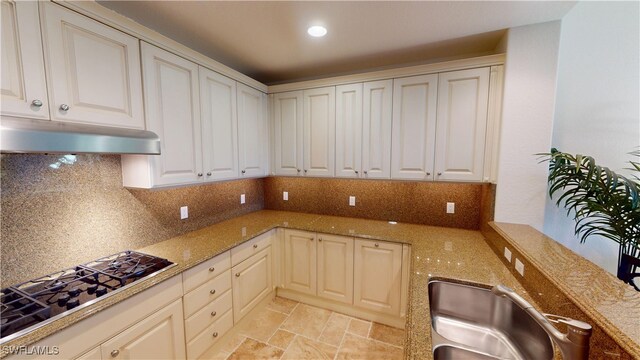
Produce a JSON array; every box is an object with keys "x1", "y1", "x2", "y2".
[{"x1": 542, "y1": 148, "x2": 640, "y2": 291}]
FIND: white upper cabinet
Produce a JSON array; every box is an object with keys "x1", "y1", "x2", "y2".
[
  {"x1": 362, "y1": 80, "x2": 393, "y2": 179},
  {"x1": 40, "y1": 2, "x2": 144, "y2": 129},
  {"x1": 237, "y1": 83, "x2": 268, "y2": 177},
  {"x1": 435, "y1": 68, "x2": 490, "y2": 182},
  {"x1": 335, "y1": 84, "x2": 363, "y2": 178},
  {"x1": 200, "y1": 67, "x2": 238, "y2": 181},
  {"x1": 273, "y1": 91, "x2": 303, "y2": 176},
  {"x1": 303, "y1": 87, "x2": 335, "y2": 177},
  {"x1": 138, "y1": 42, "x2": 202, "y2": 186},
  {"x1": 391, "y1": 75, "x2": 438, "y2": 180},
  {"x1": 1, "y1": 1, "x2": 49, "y2": 120}
]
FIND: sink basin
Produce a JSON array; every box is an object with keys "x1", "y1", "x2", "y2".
[
  {"x1": 433, "y1": 345, "x2": 497, "y2": 360},
  {"x1": 428, "y1": 280, "x2": 554, "y2": 360}
]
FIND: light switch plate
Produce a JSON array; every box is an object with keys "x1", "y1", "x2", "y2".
[
  {"x1": 283, "y1": 191, "x2": 288, "y2": 201},
  {"x1": 180, "y1": 206, "x2": 188, "y2": 219},
  {"x1": 240, "y1": 194, "x2": 245, "y2": 204},
  {"x1": 504, "y1": 247, "x2": 512, "y2": 262},
  {"x1": 446, "y1": 202, "x2": 455, "y2": 214},
  {"x1": 349, "y1": 196, "x2": 356, "y2": 206},
  {"x1": 515, "y1": 258, "x2": 525, "y2": 276}
]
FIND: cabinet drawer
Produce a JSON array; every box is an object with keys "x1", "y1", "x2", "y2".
[
  {"x1": 184, "y1": 289, "x2": 232, "y2": 341},
  {"x1": 231, "y1": 231, "x2": 273, "y2": 266},
  {"x1": 183, "y1": 270, "x2": 231, "y2": 317},
  {"x1": 186, "y1": 309, "x2": 233, "y2": 360},
  {"x1": 182, "y1": 251, "x2": 231, "y2": 293}
]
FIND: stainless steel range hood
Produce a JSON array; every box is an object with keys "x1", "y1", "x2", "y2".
[{"x1": 0, "y1": 118, "x2": 161, "y2": 155}]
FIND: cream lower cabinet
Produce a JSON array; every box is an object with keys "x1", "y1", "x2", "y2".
[
  {"x1": 354, "y1": 239, "x2": 403, "y2": 315},
  {"x1": 181, "y1": 251, "x2": 233, "y2": 360},
  {"x1": 100, "y1": 299, "x2": 186, "y2": 360},
  {"x1": 75, "y1": 347, "x2": 101, "y2": 360},
  {"x1": 232, "y1": 246, "x2": 273, "y2": 323},
  {"x1": 317, "y1": 234, "x2": 354, "y2": 304},
  {"x1": 279, "y1": 230, "x2": 408, "y2": 326},
  {"x1": 283, "y1": 229, "x2": 317, "y2": 295}
]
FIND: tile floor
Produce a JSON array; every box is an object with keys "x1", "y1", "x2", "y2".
[{"x1": 200, "y1": 297, "x2": 406, "y2": 360}]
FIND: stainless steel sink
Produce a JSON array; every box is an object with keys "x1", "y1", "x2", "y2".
[
  {"x1": 428, "y1": 280, "x2": 554, "y2": 360},
  {"x1": 433, "y1": 345, "x2": 498, "y2": 360}
]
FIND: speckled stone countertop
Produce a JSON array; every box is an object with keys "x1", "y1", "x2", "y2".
[
  {"x1": 491, "y1": 222, "x2": 640, "y2": 358},
  {"x1": 1, "y1": 211, "x2": 559, "y2": 359}
]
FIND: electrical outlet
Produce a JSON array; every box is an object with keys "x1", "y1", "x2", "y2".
[
  {"x1": 515, "y1": 258, "x2": 525, "y2": 276},
  {"x1": 240, "y1": 194, "x2": 246, "y2": 204},
  {"x1": 283, "y1": 191, "x2": 288, "y2": 201},
  {"x1": 504, "y1": 247, "x2": 512, "y2": 262},
  {"x1": 444, "y1": 241, "x2": 453, "y2": 251},
  {"x1": 180, "y1": 206, "x2": 188, "y2": 219},
  {"x1": 241, "y1": 226, "x2": 247, "y2": 237},
  {"x1": 446, "y1": 202, "x2": 455, "y2": 214},
  {"x1": 349, "y1": 196, "x2": 356, "y2": 206}
]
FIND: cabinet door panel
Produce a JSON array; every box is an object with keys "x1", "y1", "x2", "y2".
[
  {"x1": 41, "y1": 2, "x2": 143, "y2": 128},
  {"x1": 232, "y1": 247, "x2": 272, "y2": 322},
  {"x1": 141, "y1": 42, "x2": 202, "y2": 186},
  {"x1": 363, "y1": 80, "x2": 392, "y2": 179},
  {"x1": 237, "y1": 83, "x2": 267, "y2": 177},
  {"x1": 391, "y1": 75, "x2": 438, "y2": 180},
  {"x1": 335, "y1": 84, "x2": 363, "y2": 178},
  {"x1": 1, "y1": 0, "x2": 49, "y2": 119},
  {"x1": 303, "y1": 87, "x2": 335, "y2": 177},
  {"x1": 100, "y1": 299, "x2": 186, "y2": 360},
  {"x1": 435, "y1": 68, "x2": 490, "y2": 182},
  {"x1": 317, "y1": 234, "x2": 354, "y2": 304},
  {"x1": 354, "y1": 239, "x2": 402, "y2": 315},
  {"x1": 200, "y1": 67, "x2": 238, "y2": 181},
  {"x1": 274, "y1": 91, "x2": 303, "y2": 176},
  {"x1": 283, "y1": 229, "x2": 317, "y2": 295}
]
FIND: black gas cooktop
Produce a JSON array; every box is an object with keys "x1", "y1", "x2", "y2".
[{"x1": 0, "y1": 250, "x2": 175, "y2": 342}]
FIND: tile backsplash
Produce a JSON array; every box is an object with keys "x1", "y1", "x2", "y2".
[
  {"x1": 264, "y1": 176, "x2": 487, "y2": 230},
  {"x1": 0, "y1": 154, "x2": 264, "y2": 287},
  {"x1": 1, "y1": 155, "x2": 493, "y2": 287}
]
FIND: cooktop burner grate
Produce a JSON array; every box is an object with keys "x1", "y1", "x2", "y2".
[{"x1": 0, "y1": 250, "x2": 174, "y2": 342}]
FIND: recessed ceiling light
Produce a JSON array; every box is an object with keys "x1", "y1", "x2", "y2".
[{"x1": 307, "y1": 25, "x2": 327, "y2": 38}]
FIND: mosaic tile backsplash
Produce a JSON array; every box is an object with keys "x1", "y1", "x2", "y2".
[
  {"x1": 0, "y1": 154, "x2": 264, "y2": 287},
  {"x1": 264, "y1": 176, "x2": 487, "y2": 229}
]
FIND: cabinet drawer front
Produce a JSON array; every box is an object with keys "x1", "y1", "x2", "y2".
[
  {"x1": 183, "y1": 270, "x2": 231, "y2": 317},
  {"x1": 182, "y1": 251, "x2": 231, "y2": 293},
  {"x1": 184, "y1": 289, "x2": 232, "y2": 341},
  {"x1": 231, "y1": 230, "x2": 273, "y2": 266},
  {"x1": 186, "y1": 309, "x2": 233, "y2": 360}
]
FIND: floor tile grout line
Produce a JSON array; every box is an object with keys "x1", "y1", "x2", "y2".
[
  {"x1": 334, "y1": 321, "x2": 351, "y2": 360},
  {"x1": 316, "y1": 309, "x2": 335, "y2": 342},
  {"x1": 346, "y1": 331, "x2": 406, "y2": 350}
]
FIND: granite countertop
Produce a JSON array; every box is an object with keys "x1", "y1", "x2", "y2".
[
  {"x1": 491, "y1": 222, "x2": 640, "y2": 358},
  {"x1": 0, "y1": 210, "x2": 558, "y2": 359}
]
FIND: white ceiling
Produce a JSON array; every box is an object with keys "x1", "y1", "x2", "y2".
[{"x1": 96, "y1": 1, "x2": 576, "y2": 85}]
